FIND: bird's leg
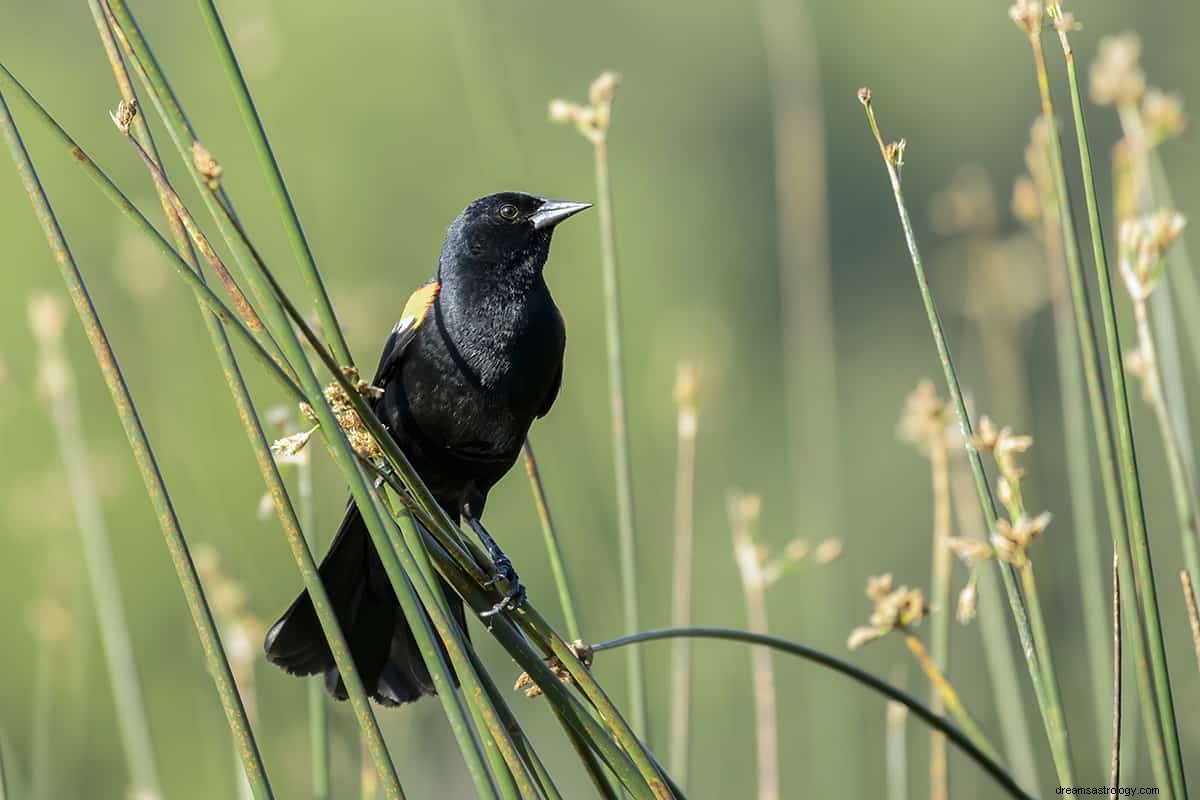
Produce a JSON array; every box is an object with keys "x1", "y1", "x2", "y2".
[{"x1": 465, "y1": 514, "x2": 526, "y2": 617}]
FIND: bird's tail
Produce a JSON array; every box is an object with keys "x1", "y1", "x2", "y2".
[{"x1": 263, "y1": 500, "x2": 466, "y2": 706}]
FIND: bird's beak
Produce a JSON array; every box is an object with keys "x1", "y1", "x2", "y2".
[{"x1": 530, "y1": 199, "x2": 592, "y2": 230}]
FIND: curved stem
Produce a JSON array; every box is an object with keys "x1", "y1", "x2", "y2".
[{"x1": 593, "y1": 627, "x2": 1030, "y2": 800}]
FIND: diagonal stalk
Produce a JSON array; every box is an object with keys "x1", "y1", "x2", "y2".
[
  {"x1": 1046, "y1": 9, "x2": 1187, "y2": 796},
  {"x1": 0, "y1": 89, "x2": 274, "y2": 800},
  {"x1": 522, "y1": 440, "x2": 581, "y2": 641},
  {"x1": 858, "y1": 89, "x2": 1075, "y2": 784},
  {"x1": 193, "y1": 0, "x2": 351, "y2": 365}
]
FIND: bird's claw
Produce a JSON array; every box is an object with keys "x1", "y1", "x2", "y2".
[{"x1": 480, "y1": 559, "x2": 525, "y2": 617}]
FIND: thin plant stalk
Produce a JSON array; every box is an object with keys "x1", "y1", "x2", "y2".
[
  {"x1": 591, "y1": 83, "x2": 648, "y2": 738},
  {"x1": 927, "y1": 428, "x2": 951, "y2": 800},
  {"x1": 361, "y1": 738, "x2": 378, "y2": 800},
  {"x1": 901, "y1": 634, "x2": 1000, "y2": 764},
  {"x1": 29, "y1": 291, "x2": 162, "y2": 799},
  {"x1": 667, "y1": 364, "x2": 698, "y2": 786},
  {"x1": 1018, "y1": 22, "x2": 1167, "y2": 789},
  {"x1": 1181, "y1": 572, "x2": 1200, "y2": 673},
  {"x1": 193, "y1": 0, "x2": 351, "y2": 365},
  {"x1": 594, "y1": 627, "x2": 1030, "y2": 800},
  {"x1": 947, "y1": 455, "x2": 1040, "y2": 794},
  {"x1": 730, "y1": 494, "x2": 778, "y2": 800},
  {"x1": 1036, "y1": 140, "x2": 1113, "y2": 761},
  {"x1": 1112, "y1": 554, "x2": 1122, "y2": 793},
  {"x1": 886, "y1": 700, "x2": 908, "y2": 800},
  {"x1": 0, "y1": 90, "x2": 275, "y2": 800},
  {"x1": 1047, "y1": 10, "x2": 1187, "y2": 795},
  {"x1": 0, "y1": 730, "x2": 7, "y2": 800},
  {"x1": 858, "y1": 88, "x2": 1074, "y2": 784},
  {"x1": 29, "y1": 611, "x2": 53, "y2": 800},
  {"x1": 298, "y1": 452, "x2": 329, "y2": 800},
  {"x1": 522, "y1": 440, "x2": 581, "y2": 640}
]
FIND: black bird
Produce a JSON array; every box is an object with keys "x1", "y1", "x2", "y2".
[{"x1": 264, "y1": 192, "x2": 589, "y2": 706}]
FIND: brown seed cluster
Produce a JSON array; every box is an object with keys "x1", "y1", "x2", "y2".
[
  {"x1": 514, "y1": 640, "x2": 594, "y2": 698},
  {"x1": 847, "y1": 574, "x2": 931, "y2": 650},
  {"x1": 192, "y1": 141, "x2": 224, "y2": 188},
  {"x1": 549, "y1": 72, "x2": 619, "y2": 144},
  {"x1": 299, "y1": 367, "x2": 384, "y2": 460}
]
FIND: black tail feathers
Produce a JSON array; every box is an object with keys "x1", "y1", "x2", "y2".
[{"x1": 263, "y1": 501, "x2": 466, "y2": 706}]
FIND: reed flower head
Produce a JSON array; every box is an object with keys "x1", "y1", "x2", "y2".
[
  {"x1": 1119, "y1": 210, "x2": 1187, "y2": 299},
  {"x1": 898, "y1": 378, "x2": 948, "y2": 454},
  {"x1": 1089, "y1": 33, "x2": 1146, "y2": 107},
  {"x1": 1008, "y1": 1, "x2": 1043, "y2": 38},
  {"x1": 109, "y1": 98, "x2": 138, "y2": 134},
  {"x1": 1142, "y1": 89, "x2": 1187, "y2": 145},
  {"x1": 848, "y1": 574, "x2": 931, "y2": 649},
  {"x1": 192, "y1": 141, "x2": 223, "y2": 188},
  {"x1": 550, "y1": 72, "x2": 619, "y2": 144},
  {"x1": 990, "y1": 513, "x2": 1052, "y2": 566}
]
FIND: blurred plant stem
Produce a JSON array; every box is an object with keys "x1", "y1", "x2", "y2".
[
  {"x1": 729, "y1": 493, "x2": 778, "y2": 800},
  {"x1": 193, "y1": 0, "x2": 351, "y2": 365},
  {"x1": 0, "y1": 89, "x2": 275, "y2": 800},
  {"x1": 858, "y1": 87, "x2": 1074, "y2": 784},
  {"x1": 28, "y1": 290, "x2": 161, "y2": 799},
  {"x1": 885, "y1": 699, "x2": 908, "y2": 800},
  {"x1": 522, "y1": 440, "x2": 581, "y2": 640},
  {"x1": 1046, "y1": 8, "x2": 1187, "y2": 795},
  {"x1": 667, "y1": 363, "x2": 699, "y2": 786},
  {"x1": 948, "y1": 454, "x2": 1040, "y2": 794},
  {"x1": 1112, "y1": 554, "x2": 1122, "y2": 793},
  {"x1": 902, "y1": 634, "x2": 999, "y2": 764},
  {"x1": 1181, "y1": 572, "x2": 1200, "y2": 672},
  {"x1": 0, "y1": 730, "x2": 8, "y2": 800},
  {"x1": 298, "y1": 450, "x2": 329, "y2": 800},
  {"x1": 754, "y1": 3, "x2": 848, "y2": 787},
  {"x1": 927, "y1": 420, "x2": 951, "y2": 800},
  {"x1": 29, "y1": 604, "x2": 54, "y2": 800},
  {"x1": 594, "y1": 627, "x2": 1031, "y2": 800},
  {"x1": 1016, "y1": 17, "x2": 1166, "y2": 788}
]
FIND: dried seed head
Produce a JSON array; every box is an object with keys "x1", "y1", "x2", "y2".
[
  {"x1": 1052, "y1": 10, "x2": 1077, "y2": 34},
  {"x1": 867, "y1": 573, "x2": 894, "y2": 603},
  {"x1": 857, "y1": 87, "x2": 872, "y2": 106},
  {"x1": 814, "y1": 538, "x2": 844, "y2": 565},
  {"x1": 847, "y1": 625, "x2": 883, "y2": 650},
  {"x1": 945, "y1": 536, "x2": 994, "y2": 566},
  {"x1": 549, "y1": 98, "x2": 583, "y2": 124},
  {"x1": 1089, "y1": 32, "x2": 1146, "y2": 107},
  {"x1": 971, "y1": 416, "x2": 1001, "y2": 453},
  {"x1": 110, "y1": 98, "x2": 138, "y2": 134},
  {"x1": 192, "y1": 141, "x2": 223, "y2": 187},
  {"x1": 270, "y1": 427, "x2": 316, "y2": 463},
  {"x1": 783, "y1": 538, "x2": 810, "y2": 563},
  {"x1": 898, "y1": 378, "x2": 947, "y2": 451},
  {"x1": 884, "y1": 139, "x2": 907, "y2": 167},
  {"x1": 514, "y1": 639, "x2": 592, "y2": 698},
  {"x1": 1012, "y1": 175, "x2": 1042, "y2": 228},
  {"x1": 735, "y1": 493, "x2": 763, "y2": 525},
  {"x1": 27, "y1": 292, "x2": 68, "y2": 345},
  {"x1": 956, "y1": 582, "x2": 978, "y2": 624},
  {"x1": 1121, "y1": 210, "x2": 1188, "y2": 293},
  {"x1": 1008, "y1": 0, "x2": 1044, "y2": 37},
  {"x1": 1143, "y1": 89, "x2": 1187, "y2": 144},
  {"x1": 589, "y1": 71, "x2": 619, "y2": 107}
]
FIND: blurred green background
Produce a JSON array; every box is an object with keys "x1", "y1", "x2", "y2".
[{"x1": 2, "y1": 0, "x2": 1198, "y2": 797}]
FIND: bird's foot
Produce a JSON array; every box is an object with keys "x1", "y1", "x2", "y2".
[{"x1": 480, "y1": 556, "x2": 526, "y2": 617}]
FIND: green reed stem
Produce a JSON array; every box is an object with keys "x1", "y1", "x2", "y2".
[
  {"x1": 594, "y1": 627, "x2": 1029, "y2": 800},
  {"x1": 522, "y1": 440, "x2": 581, "y2": 641},
  {"x1": 859, "y1": 89, "x2": 1074, "y2": 784},
  {"x1": 193, "y1": 0, "x2": 351, "y2": 365},
  {"x1": 1021, "y1": 27, "x2": 1167, "y2": 790},
  {"x1": 30, "y1": 296, "x2": 162, "y2": 798},
  {"x1": 591, "y1": 120, "x2": 648, "y2": 739},
  {"x1": 1047, "y1": 12, "x2": 1187, "y2": 796},
  {"x1": 1039, "y1": 159, "x2": 1112, "y2": 765},
  {"x1": 29, "y1": 616, "x2": 53, "y2": 800},
  {"x1": 0, "y1": 89, "x2": 274, "y2": 800},
  {"x1": 0, "y1": 730, "x2": 7, "y2": 800},
  {"x1": 927, "y1": 432, "x2": 950, "y2": 800}
]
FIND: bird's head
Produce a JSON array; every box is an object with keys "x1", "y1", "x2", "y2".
[{"x1": 439, "y1": 192, "x2": 590, "y2": 280}]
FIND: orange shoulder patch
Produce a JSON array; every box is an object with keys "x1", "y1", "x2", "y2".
[{"x1": 400, "y1": 280, "x2": 439, "y2": 328}]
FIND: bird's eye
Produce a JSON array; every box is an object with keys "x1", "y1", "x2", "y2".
[{"x1": 499, "y1": 203, "x2": 519, "y2": 221}]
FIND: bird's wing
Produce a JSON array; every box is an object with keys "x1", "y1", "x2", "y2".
[{"x1": 369, "y1": 279, "x2": 440, "y2": 397}]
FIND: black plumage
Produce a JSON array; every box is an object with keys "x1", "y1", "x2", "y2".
[{"x1": 264, "y1": 192, "x2": 588, "y2": 705}]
